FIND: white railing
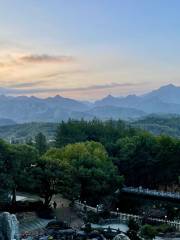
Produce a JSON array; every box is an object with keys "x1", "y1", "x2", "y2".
[
  {"x1": 74, "y1": 201, "x2": 180, "y2": 231},
  {"x1": 122, "y1": 186, "x2": 180, "y2": 200}
]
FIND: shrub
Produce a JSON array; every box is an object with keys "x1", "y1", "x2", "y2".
[{"x1": 140, "y1": 224, "x2": 157, "y2": 240}]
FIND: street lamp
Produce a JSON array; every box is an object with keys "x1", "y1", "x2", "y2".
[
  {"x1": 116, "y1": 208, "x2": 119, "y2": 217},
  {"x1": 84, "y1": 201, "x2": 87, "y2": 212},
  {"x1": 96, "y1": 204, "x2": 99, "y2": 214}
]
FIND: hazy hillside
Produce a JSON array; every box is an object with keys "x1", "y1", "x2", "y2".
[
  {"x1": 0, "y1": 122, "x2": 59, "y2": 142},
  {"x1": 0, "y1": 95, "x2": 88, "y2": 123},
  {"x1": 0, "y1": 118, "x2": 16, "y2": 126},
  {"x1": 1, "y1": 114, "x2": 180, "y2": 143},
  {"x1": 86, "y1": 105, "x2": 146, "y2": 120},
  {"x1": 133, "y1": 114, "x2": 180, "y2": 138}
]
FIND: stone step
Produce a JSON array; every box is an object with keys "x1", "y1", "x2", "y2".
[{"x1": 20, "y1": 218, "x2": 51, "y2": 233}]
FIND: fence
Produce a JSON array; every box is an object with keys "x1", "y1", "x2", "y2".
[
  {"x1": 74, "y1": 201, "x2": 180, "y2": 231},
  {"x1": 122, "y1": 186, "x2": 180, "y2": 200}
]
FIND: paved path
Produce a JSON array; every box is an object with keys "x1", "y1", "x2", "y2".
[
  {"x1": 20, "y1": 218, "x2": 50, "y2": 233},
  {"x1": 17, "y1": 193, "x2": 83, "y2": 234},
  {"x1": 52, "y1": 195, "x2": 83, "y2": 229}
]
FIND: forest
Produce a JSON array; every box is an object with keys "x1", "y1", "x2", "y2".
[{"x1": 0, "y1": 119, "x2": 179, "y2": 209}]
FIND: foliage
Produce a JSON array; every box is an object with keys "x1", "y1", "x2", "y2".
[
  {"x1": 115, "y1": 133, "x2": 180, "y2": 188},
  {"x1": 35, "y1": 132, "x2": 48, "y2": 155},
  {"x1": 127, "y1": 219, "x2": 140, "y2": 240},
  {"x1": 0, "y1": 140, "x2": 38, "y2": 205},
  {"x1": 45, "y1": 141, "x2": 123, "y2": 204},
  {"x1": 86, "y1": 210, "x2": 99, "y2": 223},
  {"x1": 140, "y1": 224, "x2": 157, "y2": 239},
  {"x1": 0, "y1": 122, "x2": 58, "y2": 142},
  {"x1": 133, "y1": 114, "x2": 180, "y2": 138},
  {"x1": 128, "y1": 218, "x2": 140, "y2": 232},
  {"x1": 31, "y1": 156, "x2": 72, "y2": 207},
  {"x1": 156, "y1": 224, "x2": 175, "y2": 234},
  {"x1": 55, "y1": 119, "x2": 139, "y2": 152}
]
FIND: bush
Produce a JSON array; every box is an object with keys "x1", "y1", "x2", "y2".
[
  {"x1": 127, "y1": 230, "x2": 141, "y2": 240},
  {"x1": 84, "y1": 223, "x2": 92, "y2": 233},
  {"x1": 140, "y1": 224, "x2": 157, "y2": 240},
  {"x1": 99, "y1": 209, "x2": 111, "y2": 219},
  {"x1": 128, "y1": 218, "x2": 140, "y2": 232},
  {"x1": 156, "y1": 224, "x2": 175, "y2": 234},
  {"x1": 86, "y1": 211, "x2": 99, "y2": 223}
]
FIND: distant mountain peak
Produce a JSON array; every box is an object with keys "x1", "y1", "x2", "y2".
[
  {"x1": 159, "y1": 83, "x2": 177, "y2": 90},
  {"x1": 104, "y1": 94, "x2": 115, "y2": 100},
  {"x1": 54, "y1": 94, "x2": 63, "y2": 99}
]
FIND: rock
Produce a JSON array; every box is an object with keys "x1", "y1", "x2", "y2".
[
  {"x1": 113, "y1": 233, "x2": 130, "y2": 240},
  {"x1": 0, "y1": 212, "x2": 19, "y2": 240}
]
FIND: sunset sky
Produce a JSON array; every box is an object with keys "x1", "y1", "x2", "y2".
[{"x1": 1, "y1": 0, "x2": 180, "y2": 100}]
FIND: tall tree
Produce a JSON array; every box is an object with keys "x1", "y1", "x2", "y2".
[
  {"x1": 0, "y1": 140, "x2": 12, "y2": 202},
  {"x1": 35, "y1": 132, "x2": 48, "y2": 155},
  {"x1": 8, "y1": 144, "x2": 38, "y2": 205},
  {"x1": 31, "y1": 156, "x2": 72, "y2": 207}
]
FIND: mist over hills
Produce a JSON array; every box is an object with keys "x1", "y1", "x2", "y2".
[{"x1": 0, "y1": 84, "x2": 180, "y2": 123}]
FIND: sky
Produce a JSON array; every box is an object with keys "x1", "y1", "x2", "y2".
[{"x1": 0, "y1": 0, "x2": 180, "y2": 100}]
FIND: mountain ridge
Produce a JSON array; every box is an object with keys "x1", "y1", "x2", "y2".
[{"x1": 0, "y1": 84, "x2": 180, "y2": 122}]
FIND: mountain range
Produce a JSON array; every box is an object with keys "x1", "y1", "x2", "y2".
[{"x1": 0, "y1": 84, "x2": 180, "y2": 123}]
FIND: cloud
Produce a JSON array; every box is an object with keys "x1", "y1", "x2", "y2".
[
  {"x1": 9, "y1": 81, "x2": 47, "y2": 89},
  {"x1": 0, "y1": 82, "x2": 139, "y2": 95},
  {"x1": 43, "y1": 69, "x2": 88, "y2": 79},
  {"x1": 0, "y1": 53, "x2": 75, "y2": 70},
  {"x1": 19, "y1": 54, "x2": 75, "y2": 64}
]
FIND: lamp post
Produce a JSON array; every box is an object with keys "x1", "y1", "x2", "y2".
[
  {"x1": 84, "y1": 201, "x2": 87, "y2": 213},
  {"x1": 165, "y1": 215, "x2": 167, "y2": 223},
  {"x1": 84, "y1": 200, "x2": 87, "y2": 222},
  {"x1": 116, "y1": 208, "x2": 119, "y2": 218},
  {"x1": 96, "y1": 204, "x2": 99, "y2": 214}
]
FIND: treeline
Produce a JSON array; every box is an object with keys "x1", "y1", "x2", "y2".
[
  {"x1": 55, "y1": 119, "x2": 180, "y2": 190},
  {"x1": 1, "y1": 119, "x2": 180, "y2": 208},
  {"x1": 0, "y1": 133, "x2": 122, "y2": 207},
  {"x1": 133, "y1": 114, "x2": 180, "y2": 138}
]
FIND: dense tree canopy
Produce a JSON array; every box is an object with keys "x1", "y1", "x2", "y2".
[
  {"x1": 55, "y1": 119, "x2": 139, "y2": 154},
  {"x1": 45, "y1": 141, "x2": 123, "y2": 204},
  {"x1": 0, "y1": 141, "x2": 38, "y2": 204},
  {"x1": 31, "y1": 156, "x2": 72, "y2": 207},
  {"x1": 115, "y1": 133, "x2": 180, "y2": 189},
  {"x1": 0, "y1": 118, "x2": 180, "y2": 208}
]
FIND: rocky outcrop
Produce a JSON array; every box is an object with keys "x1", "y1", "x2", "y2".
[{"x1": 0, "y1": 212, "x2": 19, "y2": 240}]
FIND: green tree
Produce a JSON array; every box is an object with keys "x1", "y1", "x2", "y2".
[
  {"x1": 140, "y1": 224, "x2": 157, "y2": 240},
  {"x1": 55, "y1": 119, "x2": 139, "y2": 151},
  {"x1": 31, "y1": 156, "x2": 72, "y2": 207},
  {"x1": 45, "y1": 141, "x2": 123, "y2": 204},
  {"x1": 115, "y1": 133, "x2": 158, "y2": 187},
  {"x1": 155, "y1": 135, "x2": 180, "y2": 189},
  {"x1": 35, "y1": 132, "x2": 48, "y2": 155},
  {"x1": 0, "y1": 140, "x2": 12, "y2": 202},
  {"x1": 8, "y1": 144, "x2": 38, "y2": 204}
]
